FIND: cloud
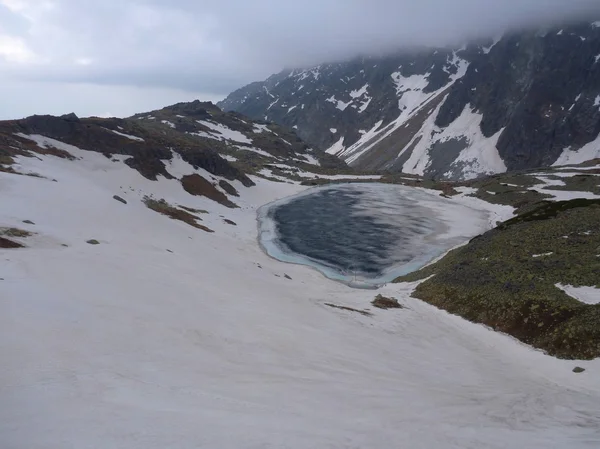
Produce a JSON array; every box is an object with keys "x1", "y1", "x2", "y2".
[{"x1": 1, "y1": 0, "x2": 599, "y2": 118}]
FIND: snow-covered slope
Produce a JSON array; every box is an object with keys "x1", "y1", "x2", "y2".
[{"x1": 2, "y1": 137, "x2": 600, "y2": 448}]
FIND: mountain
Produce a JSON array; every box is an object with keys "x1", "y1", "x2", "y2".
[
  {"x1": 2, "y1": 92, "x2": 600, "y2": 446},
  {"x1": 0, "y1": 101, "x2": 349, "y2": 208},
  {"x1": 219, "y1": 20, "x2": 600, "y2": 180}
]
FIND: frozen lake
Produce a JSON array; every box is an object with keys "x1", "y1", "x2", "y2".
[{"x1": 258, "y1": 183, "x2": 491, "y2": 287}]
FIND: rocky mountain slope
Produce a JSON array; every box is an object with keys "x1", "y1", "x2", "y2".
[
  {"x1": 0, "y1": 100, "x2": 347, "y2": 208},
  {"x1": 220, "y1": 20, "x2": 600, "y2": 180},
  {"x1": 2, "y1": 91, "x2": 600, "y2": 447}
]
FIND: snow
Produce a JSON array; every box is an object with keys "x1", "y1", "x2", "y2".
[
  {"x1": 553, "y1": 132, "x2": 600, "y2": 166},
  {"x1": 325, "y1": 135, "x2": 345, "y2": 156},
  {"x1": 287, "y1": 105, "x2": 297, "y2": 113},
  {"x1": 444, "y1": 111, "x2": 507, "y2": 180},
  {"x1": 533, "y1": 252, "x2": 554, "y2": 258},
  {"x1": 196, "y1": 120, "x2": 253, "y2": 145},
  {"x1": 325, "y1": 95, "x2": 351, "y2": 111},
  {"x1": 302, "y1": 154, "x2": 320, "y2": 166},
  {"x1": 592, "y1": 21, "x2": 600, "y2": 28},
  {"x1": 349, "y1": 83, "x2": 369, "y2": 98},
  {"x1": 253, "y1": 124, "x2": 271, "y2": 134},
  {"x1": 358, "y1": 96, "x2": 372, "y2": 113},
  {"x1": 176, "y1": 115, "x2": 185, "y2": 118},
  {"x1": 535, "y1": 176, "x2": 566, "y2": 188},
  {"x1": 221, "y1": 154, "x2": 237, "y2": 162},
  {"x1": 161, "y1": 120, "x2": 176, "y2": 128},
  {"x1": 531, "y1": 175, "x2": 600, "y2": 200},
  {"x1": 111, "y1": 129, "x2": 145, "y2": 141},
  {"x1": 235, "y1": 146, "x2": 275, "y2": 159},
  {"x1": 330, "y1": 128, "x2": 337, "y2": 134},
  {"x1": 189, "y1": 130, "x2": 219, "y2": 140},
  {"x1": 557, "y1": 29, "x2": 564, "y2": 35},
  {"x1": 391, "y1": 73, "x2": 431, "y2": 119},
  {"x1": 402, "y1": 104, "x2": 507, "y2": 179},
  {"x1": 2, "y1": 139, "x2": 600, "y2": 448},
  {"x1": 482, "y1": 35, "x2": 502, "y2": 54},
  {"x1": 334, "y1": 57, "x2": 469, "y2": 166},
  {"x1": 569, "y1": 94, "x2": 583, "y2": 111},
  {"x1": 556, "y1": 284, "x2": 600, "y2": 305},
  {"x1": 554, "y1": 164, "x2": 600, "y2": 172}
]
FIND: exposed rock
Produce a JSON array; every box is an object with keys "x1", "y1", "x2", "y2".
[
  {"x1": 60, "y1": 112, "x2": 79, "y2": 122},
  {"x1": 573, "y1": 367, "x2": 586, "y2": 373},
  {"x1": 22, "y1": 220, "x2": 35, "y2": 225},
  {"x1": 113, "y1": 195, "x2": 127, "y2": 204},
  {"x1": 181, "y1": 174, "x2": 238, "y2": 208},
  {"x1": 220, "y1": 20, "x2": 600, "y2": 178},
  {"x1": 181, "y1": 150, "x2": 254, "y2": 187},
  {"x1": 86, "y1": 239, "x2": 100, "y2": 245},
  {"x1": 324, "y1": 303, "x2": 372, "y2": 317},
  {"x1": 0, "y1": 236, "x2": 24, "y2": 248},
  {"x1": 371, "y1": 295, "x2": 404, "y2": 309},
  {"x1": 219, "y1": 179, "x2": 239, "y2": 196}
]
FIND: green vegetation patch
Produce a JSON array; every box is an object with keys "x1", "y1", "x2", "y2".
[
  {"x1": 394, "y1": 199, "x2": 600, "y2": 360},
  {"x1": 1, "y1": 227, "x2": 33, "y2": 238}
]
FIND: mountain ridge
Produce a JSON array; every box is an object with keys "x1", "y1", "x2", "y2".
[{"x1": 220, "y1": 20, "x2": 600, "y2": 180}]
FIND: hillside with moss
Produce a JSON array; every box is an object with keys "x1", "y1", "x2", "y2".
[{"x1": 395, "y1": 197, "x2": 600, "y2": 359}]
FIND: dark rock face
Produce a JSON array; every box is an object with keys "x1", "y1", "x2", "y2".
[
  {"x1": 218, "y1": 179, "x2": 239, "y2": 197},
  {"x1": 113, "y1": 195, "x2": 128, "y2": 205},
  {"x1": 181, "y1": 174, "x2": 238, "y2": 208},
  {"x1": 0, "y1": 236, "x2": 23, "y2": 248},
  {"x1": 437, "y1": 24, "x2": 600, "y2": 171},
  {"x1": 219, "y1": 48, "x2": 467, "y2": 152},
  {"x1": 8, "y1": 108, "x2": 256, "y2": 186},
  {"x1": 220, "y1": 21, "x2": 600, "y2": 177}
]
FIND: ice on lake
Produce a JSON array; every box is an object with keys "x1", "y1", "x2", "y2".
[{"x1": 258, "y1": 183, "x2": 491, "y2": 287}]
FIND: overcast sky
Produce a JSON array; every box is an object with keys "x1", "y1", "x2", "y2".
[{"x1": 0, "y1": 0, "x2": 599, "y2": 119}]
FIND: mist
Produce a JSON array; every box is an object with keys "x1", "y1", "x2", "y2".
[{"x1": 0, "y1": 0, "x2": 599, "y2": 118}]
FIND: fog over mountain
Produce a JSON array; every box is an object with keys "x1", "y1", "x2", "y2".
[{"x1": 1, "y1": 0, "x2": 599, "y2": 117}]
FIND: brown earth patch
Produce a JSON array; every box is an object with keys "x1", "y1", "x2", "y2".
[
  {"x1": 0, "y1": 236, "x2": 24, "y2": 248},
  {"x1": 1, "y1": 228, "x2": 32, "y2": 238},
  {"x1": 325, "y1": 303, "x2": 372, "y2": 317},
  {"x1": 143, "y1": 196, "x2": 214, "y2": 233},
  {"x1": 181, "y1": 174, "x2": 238, "y2": 208},
  {"x1": 219, "y1": 179, "x2": 239, "y2": 197},
  {"x1": 371, "y1": 295, "x2": 404, "y2": 310},
  {"x1": 179, "y1": 205, "x2": 208, "y2": 214}
]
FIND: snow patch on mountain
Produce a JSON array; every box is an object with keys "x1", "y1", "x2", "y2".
[
  {"x1": 391, "y1": 73, "x2": 431, "y2": 120},
  {"x1": 196, "y1": 120, "x2": 252, "y2": 144},
  {"x1": 556, "y1": 284, "x2": 600, "y2": 305},
  {"x1": 253, "y1": 124, "x2": 271, "y2": 134},
  {"x1": 327, "y1": 54, "x2": 471, "y2": 172},
  {"x1": 400, "y1": 105, "x2": 507, "y2": 179},
  {"x1": 553, "y1": 132, "x2": 600, "y2": 166},
  {"x1": 111, "y1": 129, "x2": 145, "y2": 141},
  {"x1": 326, "y1": 95, "x2": 352, "y2": 112},
  {"x1": 326, "y1": 135, "x2": 346, "y2": 156}
]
